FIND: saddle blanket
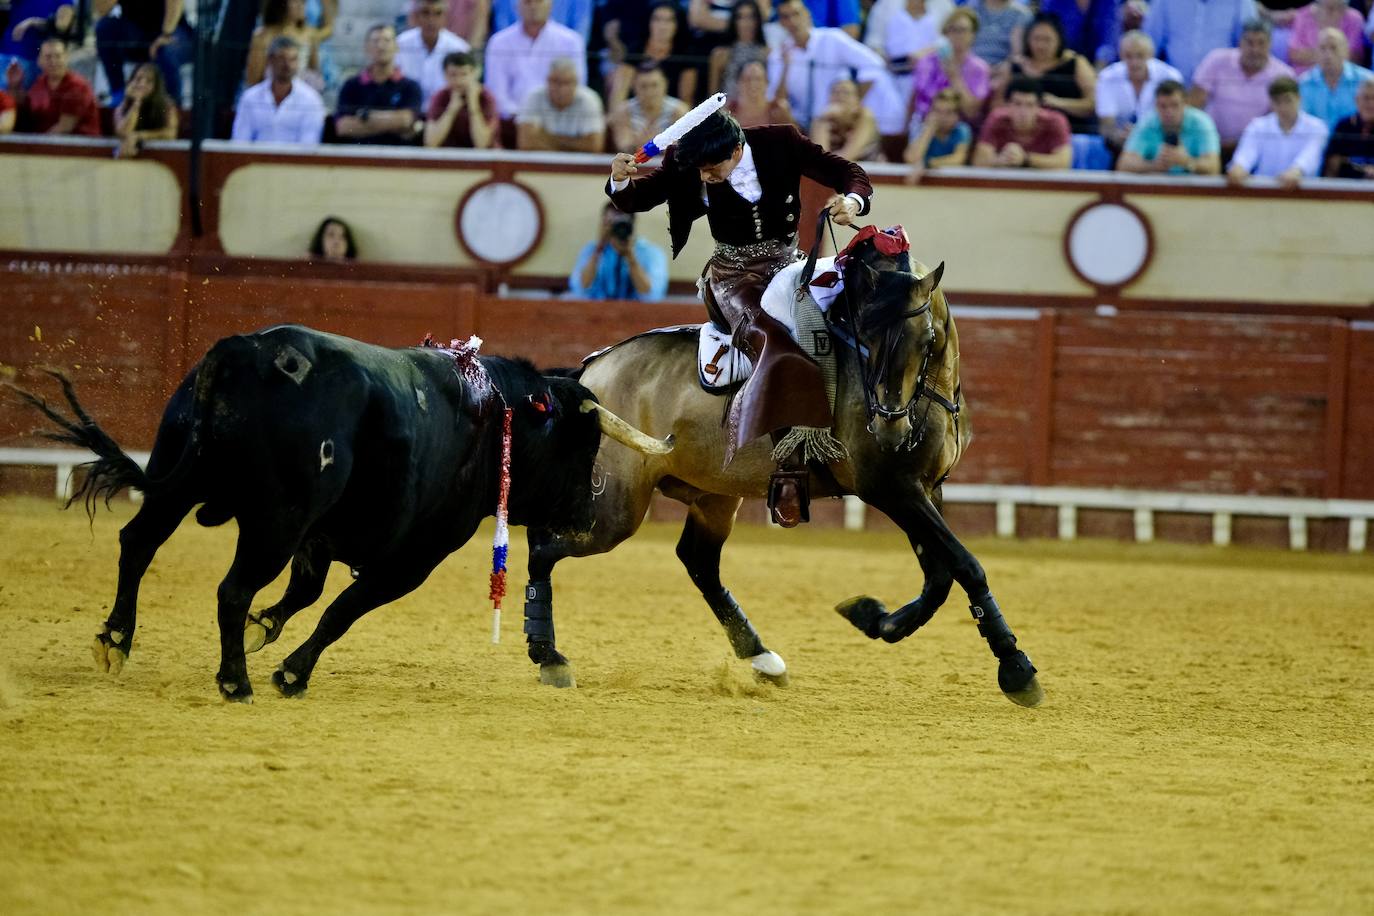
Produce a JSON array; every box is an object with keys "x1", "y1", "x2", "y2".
[{"x1": 698, "y1": 255, "x2": 844, "y2": 392}]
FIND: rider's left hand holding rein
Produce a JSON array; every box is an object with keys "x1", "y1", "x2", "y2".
[{"x1": 825, "y1": 194, "x2": 860, "y2": 226}]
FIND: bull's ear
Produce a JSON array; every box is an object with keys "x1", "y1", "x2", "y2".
[{"x1": 917, "y1": 261, "x2": 945, "y2": 299}]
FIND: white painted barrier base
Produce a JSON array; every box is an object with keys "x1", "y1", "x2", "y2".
[
  {"x1": 0, "y1": 447, "x2": 151, "y2": 503},
  {"x1": 842, "y1": 485, "x2": 1374, "y2": 553}
]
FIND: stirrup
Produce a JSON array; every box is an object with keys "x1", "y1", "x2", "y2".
[{"x1": 767, "y1": 468, "x2": 810, "y2": 527}]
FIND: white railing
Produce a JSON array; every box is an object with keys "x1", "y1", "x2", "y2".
[{"x1": 844, "y1": 485, "x2": 1374, "y2": 553}]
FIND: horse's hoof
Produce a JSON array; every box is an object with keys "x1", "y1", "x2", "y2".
[
  {"x1": 539, "y1": 663, "x2": 576, "y2": 689},
  {"x1": 243, "y1": 622, "x2": 268, "y2": 655},
  {"x1": 271, "y1": 667, "x2": 307, "y2": 699},
  {"x1": 835, "y1": 596, "x2": 886, "y2": 639},
  {"x1": 218, "y1": 680, "x2": 254, "y2": 704},
  {"x1": 1003, "y1": 675, "x2": 1044, "y2": 708},
  {"x1": 750, "y1": 650, "x2": 789, "y2": 687}
]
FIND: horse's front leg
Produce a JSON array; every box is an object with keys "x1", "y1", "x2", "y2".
[{"x1": 837, "y1": 535, "x2": 953, "y2": 643}]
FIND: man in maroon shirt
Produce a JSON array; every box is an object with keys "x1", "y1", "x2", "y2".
[
  {"x1": 607, "y1": 112, "x2": 873, "y2": 526},
  {"x1": 0, "y1": 88, "x2": 15, "y2": 134},
  {"x1": 422, "y1": 51, "x2": 499, "y2": 148},
  {"x1": 973, "y1": 77, "x2": 1073, "y2": 170},
  {"x1": 4, "y1": 37, "x2": 100, "y2": 135}
]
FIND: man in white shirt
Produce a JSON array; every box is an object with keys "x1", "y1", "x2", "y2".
[
  {"x1": 516, "y1": 57, "x2": 604, "y2": 151},
  {"x1": 231, "y1": 36, "x2": 326, "y2": 145},
  {"x1": 483, "y1": 0, "x2": 587, "y2": 120},
  {"x1": 396, "y1": 0, "x2": 471, "y2": 107},
  {"x1": 1096, "y1": 30, "x2": 1183, "y2": 149},
  {"x1": 1227, "y1": 76, "x2": 1330, "y2": 188},
  {"x1": 768, "y1": 0, "x2": 907, "y2": 135}
]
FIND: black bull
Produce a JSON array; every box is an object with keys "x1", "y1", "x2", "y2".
[{"x1": 11, "y1": 325, "x2": 668, "y2": 702}]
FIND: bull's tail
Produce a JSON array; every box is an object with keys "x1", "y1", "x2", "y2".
[{"x1": 7, "y1": 369, "x2": 152, "y2": 516}]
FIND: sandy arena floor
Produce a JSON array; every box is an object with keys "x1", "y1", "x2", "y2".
[{"x1": 0, "y1": 496, "x2": 1370, "y2": 915}]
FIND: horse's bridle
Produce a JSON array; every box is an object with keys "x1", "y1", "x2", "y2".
[{"x1": 800, "y1": 210, "x2": 958, "y2": 451}]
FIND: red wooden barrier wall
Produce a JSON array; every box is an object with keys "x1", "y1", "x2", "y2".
[{"x1": 3, "y1": 254, "x2": 1368, "y2": 504}]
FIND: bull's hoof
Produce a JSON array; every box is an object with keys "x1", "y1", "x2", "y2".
[
  {"x1": 835, "y1": 596, "x2": 886, "y2": 639},
  {"x1": 749, "y1": 650, "x2": 789, "y2": 687},
  {"x1": 998, "y1": 652, "x2": 1043, "y2": 708},
  {"x1": 539, "y1": 663, "x2": 576, "y2": 689},
  {"x1": 92, "y1": 628, "x2": 129, "y2": 675},
  {"x1": 218, "y1": 680, "x2": 254, "y2": 704},
  {"x1": 271, "y1": 667, "x2": 307, "y2": 699},
  {"x1": 1003, "y1": 676, "x2": 1044, "y2": 708}
]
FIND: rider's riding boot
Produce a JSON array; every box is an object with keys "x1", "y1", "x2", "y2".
[{"x1": 767, "y1": 435, "x2": 810, "y2": 528}]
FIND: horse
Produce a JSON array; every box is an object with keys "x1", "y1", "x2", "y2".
[{"x1": 523, "y1": 220, "x2": 1043, "y2": 707}]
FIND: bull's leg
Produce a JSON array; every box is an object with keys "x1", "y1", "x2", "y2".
[
  {"x1": 215, "y1": 525, "x2": 300, "y2": 703},
  {"x1": 93, "y1": 493, "x2": 196, "y2": 675},
  {"x1": 675, "y1": 493, "x2": 788, "y2": 685},
  {"x1": 270, "y1": 547, "x2": 449, "y2": 698},
  {"x1": 244, "y1": 538, "x2": 333, "y2": 654},
  {"x1": 863, "y1": 487, "x2": 1042, "y2": 707}
]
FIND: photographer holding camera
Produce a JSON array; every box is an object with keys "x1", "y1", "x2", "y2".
[{"x1": 568, "y1": 203, "x2": 669, "y2": 301}]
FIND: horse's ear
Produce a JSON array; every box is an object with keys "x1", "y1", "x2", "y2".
[{"x1": 917, "y1": 261, "x2": 945, "y2": 298}]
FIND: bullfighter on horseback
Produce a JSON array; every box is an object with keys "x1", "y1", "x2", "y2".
[{"x1": 607, "y1": 110, "x2": 872, "y2": 528}]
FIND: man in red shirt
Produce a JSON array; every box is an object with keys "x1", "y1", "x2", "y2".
[
  {"x1": 4, "y1": 37, "x2": 100, "y2": 135},
  {"x1": 973, "y1": 77, "x2": 1073, "y2": 170}
]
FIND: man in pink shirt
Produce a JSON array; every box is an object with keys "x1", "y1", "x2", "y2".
[{"x1": 1188, "y1": 18, "x2": 1294, "y2": 147}]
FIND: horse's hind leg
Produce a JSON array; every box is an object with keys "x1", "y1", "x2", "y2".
[
  {"x1": 244, "y1": 537, "x2": 333, "y2": 654},
  {"x1": 94, "y1": 492, "x2": 196, "y2": 675},
  {"x1": 676, "y1": 494, "x2": 787, "y2": 685}
]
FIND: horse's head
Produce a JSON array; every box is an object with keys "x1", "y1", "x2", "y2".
[{"x1": 842, "y1": 257, "x2": 945, "y2": 452}]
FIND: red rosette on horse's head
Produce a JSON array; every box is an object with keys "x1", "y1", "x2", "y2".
[{"x1": 838, "y1": 225, "x2": 910, "y2": 263}]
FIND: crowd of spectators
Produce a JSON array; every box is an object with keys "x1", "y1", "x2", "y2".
[{"x1": 3, "y1": 0, "x2": 1373, "y2": 292}]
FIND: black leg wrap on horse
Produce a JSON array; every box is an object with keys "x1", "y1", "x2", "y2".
[
  {"x1": 969, "y1": 595, "x2": 1038, "y2": 694},
  {"x1": 523, "y1": 580, "x2": 555, "y2": 644},
  {"x1": 706, "y1": 588, "x2": 766, "y2": 659}
]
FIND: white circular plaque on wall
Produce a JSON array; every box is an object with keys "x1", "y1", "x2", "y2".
[
  {"x1": 1064, "y1": 202, "x2": 1152, "y2": 288},
  {"x1": 456, "y1": 180, "x2": 543, "y2": 266}
]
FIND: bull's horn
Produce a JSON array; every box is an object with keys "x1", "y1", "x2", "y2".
[{"x1": 580, "y1": 400, "x2": 674, "y2": 455}]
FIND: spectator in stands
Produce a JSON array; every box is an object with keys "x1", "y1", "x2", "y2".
[
  {"x1": 309, "y1": 216, "x2": 357, "y2": 261},
  {"x1": 769, "y1": 0, "x2": 907, "y2": 136},
  {"x1": 812, "y1": 78, "x2": 880, "y2": 159},
  {"x1": 516, "y1": 56, "x2": 604, "y2": 151},
  {"x1": 1288, "y1": 0, "x2": 1367, "y2": 74},
  {"x1": 995, "y1": 12, "x2": 1097, "y2": 134},
  {"x1": 1142, "y1": 0, "x2": 1254, "y2": 84},
  {"x1": 0, "y1": 89, "x2": 15, "y2": 133},
  {"x1": 1116, "y1": 79, "x2": 1222, "y2": 174},
  {"x1": 910, "y1": 8, "x2": 990, "y2": 123},
  {"x1": 94, "y1": 0, "x2": 194, "y2": 106},
  {"x1": 973, "y1": 76, "x2": 1072, "y2": 168},
  {"x1": 484, "y1": 0, "x2": 587, "y2": 121},
  {"x1": 1190, "y1": 19, "x2": 1294, "y2": 149},
  {"x1": 7, "y1": 3, "x2": 83, "y2": 63},
  {"x1": 335, "y1": 25, "x2": 423, "y2": 145},
  {"x1": 423, "y1": 51, "x2": 497, "y2": 148},
  {"x1": 1227, "y1": 75, "x2": 1330, "y2": 187},
  {"x1": 707, "y1": 1, "x2": 769, "y2": 96},
  {"x1": 805, "y1": 0, "x2": 862, "y2": 40},
  {"x1": 568, "y1": 203, "x2": 669, "y2": 301},
  {"x1": 883, "y1": 0, "x2": 940, "y2": 86},
  {"x1": 444, "y1": 0, "x2": 490, "y2": 50},
  {"x1": 112, "y1": 62, "x2": 177, "y2": 157},
  {"x1": 1301, "y1": 28, "x2": 1374, "y2": 126},
  {"x1": 1255, "y1": 1, "x2": 1301, "y2": 62},
  {"x1": 232, "y1": 36, "x2": 326, "y2": 144},
  {"x1": 1037, "y1": 0, "x2": 1119, "y2": 68},
  {"x1": 1323, "y1": 76, "x2": 1374, "y2": 177},
  {"x1": 246, "y1": 0, "x2": 330, "y2": 92},
  {"x1": 862, "y1": 0, "x2": 953, "y2": 54},
  {"x1": 609, "y1": 63, "x2": 687, "y2": 153},
  {"x1": 1097, "y1": 31, "x2": 1184, "y2": 153},
  {"x1": 964, "y1": 0, "x2": 1030, "y2": 68},
  {"x1": 608, "y1": 2, "x2": 697, "y2": 108},
  {"x1": 491, "y1": 0, "x2": 592, "y2": 41},
  {"x1": 904, "y1": 86, "x2": 972, "y2": 180},
  {"x1": 397, "y1": 0, "x2": 470, "y2": 108},
  {"x1": 726, "y1": 58, "x2": 795, "y2": 127},
  {"x1": 4, "y1": 36, "x2": 98, "y2": 134},
  {"x1": 691, "y1": 0, "x2": 775, "y2": 49}
]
